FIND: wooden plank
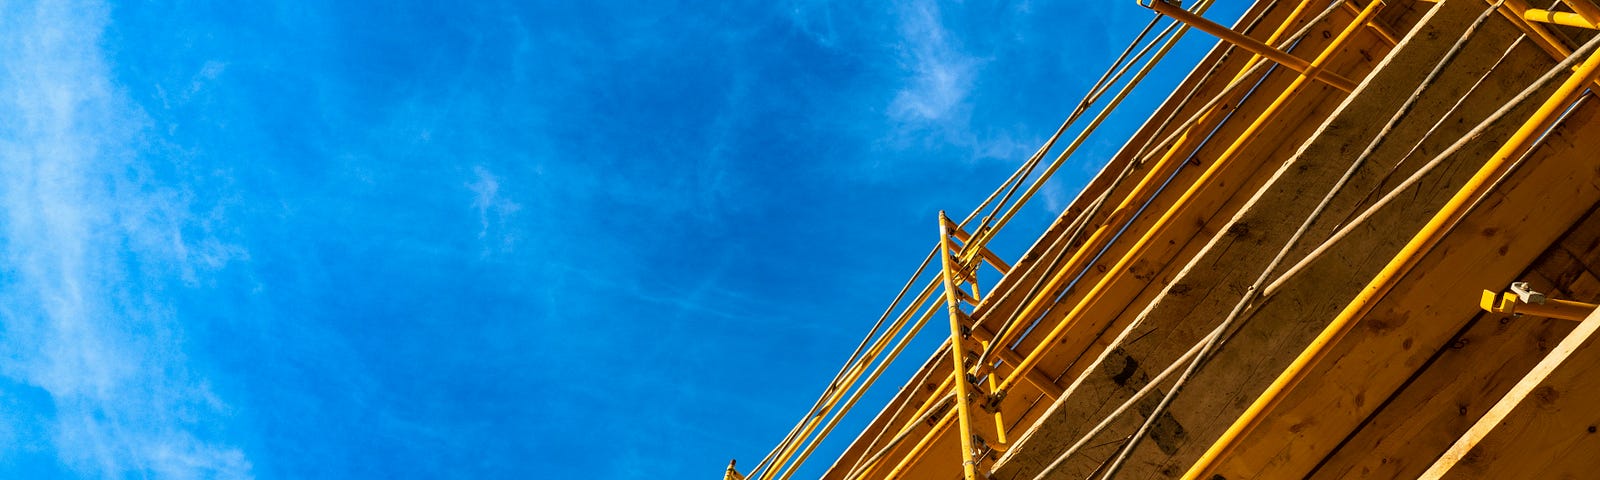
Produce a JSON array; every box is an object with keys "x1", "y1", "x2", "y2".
[
  {"x1": 988, "y1": 25, "x2": 1398, "y2": 480},
  {"x1": 1003, "y1": 5, "x2": 1390, "y2": 392},
  {"x1": 1566, "y1": 269, "x2": 1600, "y2": 301},
  {"x1": 1423, "y1": 302, "x2": 1600, "y2": 478},
  {"x1": 1304, "y1": 271, "x2": 1571, "y2": 479},
  {"x1": 845, "y1": 3, "x2": 1395, "y2": 475},
  {"x1": 986, "y1": 1, "x2": 1543, "y2": 478},
  {"x1": 996, "y1": 3, "x2": 1376, "y2": 362},
  {"x1": 1306, "y1": 204, "x2": 1600, "y2": 479},
  {"x1": 1212, "y1": 87, "x2": 1600, "y2": 478},
  {"x1": 934, "y1": 16, "x2": 1397, "y2": 480}
]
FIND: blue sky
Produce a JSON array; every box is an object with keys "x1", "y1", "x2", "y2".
[{"x1": 0, "y1": 1, "x2": 1241, "y2": 478}]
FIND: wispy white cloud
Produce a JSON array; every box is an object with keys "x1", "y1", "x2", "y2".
[
  {"x1": 786, "y1": 0, "x2": 843, "y2": 48},
  {"x1": 468, "y1": 165, "x2": 522, "y2": 254},
  {"x1": 882, "y1": 0, "x2": 1033, "y2": 163},
  {"x1": 888, "y1": 0, "x2": 977, "y2": 124},
  {"x1": 0, "y1": 1, "x2": 250, "y2": 478}
]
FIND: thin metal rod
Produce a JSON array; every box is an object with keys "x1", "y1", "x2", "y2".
[
  {"x1": 1073, "y1": 2, "x2": 1501, "y2": 476},
  {"x1": 1014, "y1": 0, "x2": 1352, "y2": 351},
  {"x1": 1263, "y1": 33, "x2": 1584, "y2": 297},
  {"x1": 748, "y1": 250, "x2": 936, "y2": 478},
  {"x1": 1099, "y1": 2, "x2": 1388, "y2": 477},
  {"x1": 776, "y1": 294, "x2": 944, "y2": 480},
  {"x1": 760, "y1": 280, "x2": 942, "y2": 480},
  {"x1": 1145, "y1": 0, "x2": 1360, "y2": 92},
  {"x1": 849, "y1": 371, "x2": 957, "y2": 480},
  {"x1": 973, "y1": 0, "x2": 1219, "y2": 251},
  {"x1": 843, "y1": 393, "x2": 955, "y2": 480},
  {"x1": 1029, "y1": 327, "x2": 1218, "y2": 480},
  {"x1": 1132, "y1": 0, "x2": 1281, "y2": 162},
  {"x1": 979, "y1": 0, "x2": 1307, "y2": 379},
  {"x1": 995, "y1": 0, "x2": 1370, "y2": 399}
]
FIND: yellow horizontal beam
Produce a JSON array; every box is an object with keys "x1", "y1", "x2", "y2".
[
  {"x1": 1562, "y1": 0, "x2": 1600, "y2": 24},
  {"x1": 1479, "y1": 290, "x2": 1599, "y2": 321},
  {"x1": 1146, "y1": 0, "x2": 1360, "y2": 92},
  {"x1": 1525, "y1": 8, "x2": 1600, "y2": 29}
]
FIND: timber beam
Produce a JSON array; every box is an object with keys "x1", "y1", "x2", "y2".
[{"x1": 990, "y1": 1, "x2": 1570, "y2": 478}]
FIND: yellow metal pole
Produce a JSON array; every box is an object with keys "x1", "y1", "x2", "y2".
[
  {"x1": 760, "y1": 280, "x2": 941, "y2": 480},
  {"x1": 984, "y1": 366, "x2": 1009, "y2": 451},
  {"x1": 995, "y1": 0, "x2": 1385, "y2": 398},
  {"x1": 945, "y1": 220, "x2": 1012, "y2": 273},
  {"x1": 974, "y1": 0, "x2": 1328, "y2": 375},
  {"x1": 1182, "y1": 38, "x2": 1600, "y2": 480},
  {"x1": 1561, "y1": 0, "x2": 1600, "y2": 24},
  {"x1": 1480, "y1": 290, "x2": 1600, "y2": 322},
  {"x1": 936, "y1": 212, "x2": 980, "y2": 480},
  {"x1": 1494, "y1": 0, "x2": 1583, "y2": 59},
  {"x1": 881, "y1": 410, "x2": 955, "y2": 479},
  {"x1": 725, "y1": 460, "x2": 747, "y2": 480},
  {"x1": 1146, "y1": 0, "x2": 1361, "y2": 92},
  {"x1": 775, "y1": 293, "x2": 945, "y2": 480},
  {"x1": 1342, "y1": 0, "x2": 1401, "y2": 44},
  {"x1": 968, "y1": 322, "x2": 1065, "y2": 399},
  {"x1": 1524, "y1": 8, "x2": 1600, "y2": 29},
  {"x1": 848, "y1": 378, "x2": 955, "y2": 480}
]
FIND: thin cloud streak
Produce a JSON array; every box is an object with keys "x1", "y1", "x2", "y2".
[
  {"x1": 889, "y1": 0, "x2": 977, "y2": 124},
  {"x1": 883, "y1": 0, "x2": 1035, "y2": 163},
  {"x1": 0, "y1": 2, "x2": 250, "y2": 478}
]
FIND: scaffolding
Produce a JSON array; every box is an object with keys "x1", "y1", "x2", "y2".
[{"x1": 734, "y1": 1, "x2": 1600, "y2": 479}]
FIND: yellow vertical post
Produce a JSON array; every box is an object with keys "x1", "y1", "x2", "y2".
[
  {"x1": 936, "y1": 211, "x2": 980, "y2": 480},
  {"x1": 985, "y1": 366, "x2": 1009, "y2": 450}
]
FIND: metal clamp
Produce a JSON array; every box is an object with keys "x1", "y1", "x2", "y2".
[{"x1": 1510, "y1": 281, "x2": 1546, "y2": 304}]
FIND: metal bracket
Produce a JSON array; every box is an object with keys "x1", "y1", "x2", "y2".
[
  {"x1": 980, "y1": 391, "x2": 1006, "y2": 414},
  {"x1": 1481, "y1": 282, "x2": 1597, "y2": 321},
  {"x1": 1510, "y1": 281, "x2": 1546, "y2": 304}
]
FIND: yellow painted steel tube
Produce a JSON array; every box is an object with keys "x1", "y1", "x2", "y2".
[
  {"x1": 984, "y1": 368, "x2": 1009, "y2": 450},
  {"x1": 1181, "y1": 38, "x2": 1600, "y2": 480},
  {"x1": 1561, "y1": 0, "x2": 1600, "y2": 24},
  {"x1": 1494, "y1": 0, "x2": 1582, "y2": 60},
  {"x1": 936, "y1": 212, "x2": 980, "y2": 480},
  {"x1": 995, "y1": 0, "x2": 1384, "y2": 398},
  {"x1": 1342, "y1": 0, "x2": 1401, "y2": 44},
  {"x1": 1148, "y1": 0, "x2": 1360, "y2": 92},
  {"x1": 852, "y1": 325, "x2": 1053, "y2": 478},
  {"x1": 882, "y1": 409, "x2": 955, "y2": 480},
  {"x1": 760, "y1": 279, "x2": 941, "y2": 480},
  {"x1": 975, "y1": 0, "x2": 1329, "y2": 376},
  {"x1": 1525, "y1": 8, "x2": 1600, "y2": 29},
  {"x1": 776, "y1": 295, "x2": 944, "y2": 480},
  {"x1": 945, "y1": 221, "x2": 1012, "y2": 273},
  {"x1": 848, "y1": 376, "x2": 955, "y2": 480},
  {"x1": 1480, "y1": 290, "x2": 1600, "y2": 321}
]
